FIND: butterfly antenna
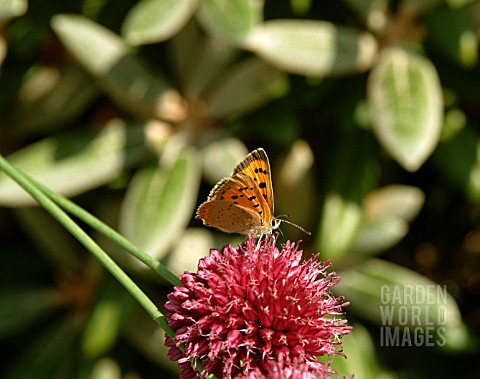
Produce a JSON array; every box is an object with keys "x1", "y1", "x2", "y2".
[{"x1": 276, "y1": 216, "x2": 311, "y2": 235}]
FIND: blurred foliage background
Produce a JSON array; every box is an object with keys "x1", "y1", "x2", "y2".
[{"x1": 1, "y1": 0, "x2": 480, "y2": 378}]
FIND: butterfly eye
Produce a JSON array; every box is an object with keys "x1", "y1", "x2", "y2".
[{"x1": 271, "y1": 219, "x2": 281, "y2": 229}]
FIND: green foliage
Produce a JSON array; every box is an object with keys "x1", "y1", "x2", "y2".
[{"x1": 0, "y1": 0, "x2": 479, "y2": 378}]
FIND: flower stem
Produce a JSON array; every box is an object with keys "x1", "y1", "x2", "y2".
[
  {"x1": 0, "y1": 155, "x2": 175, "y2": 338},
  {"x1": 0, "y1": 155, "x2": 180, "y2": 287}
]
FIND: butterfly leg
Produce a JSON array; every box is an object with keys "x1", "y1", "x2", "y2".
[{"x1": 255, "y1": 235, "x2": 263, "y2": 251}]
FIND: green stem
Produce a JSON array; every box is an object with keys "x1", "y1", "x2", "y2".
[
  {"x1": 0, "y1": 155, "x2": 209, "y2": 374},
  {"x1": 0, "y1": 155, "x2": 176, "y2": 341},
  {"x1": 38, "y1": 179, "x2": 180, "y2": 286},
  {"x1": 0, "y1": 157, "x2": 180, "y2": 286}
]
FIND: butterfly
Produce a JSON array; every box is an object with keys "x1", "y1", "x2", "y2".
[{"x1": 196, "y1": 148, "x2": 310, "y2": 237}]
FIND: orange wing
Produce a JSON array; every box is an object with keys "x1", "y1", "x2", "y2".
[
  {"x1": 231, "y1": 148, "x2": 274, "y2": 213},
  {"x1": 200, "y1": 173, "x2": 272, "y2": 223},
  {"x1": 196, "y1": 200, "x2": 261, "y2": 234}
]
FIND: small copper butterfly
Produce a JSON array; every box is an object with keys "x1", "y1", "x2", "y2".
[{"x1": 196, "y1": 148, "x2": 310, "y2": 237}]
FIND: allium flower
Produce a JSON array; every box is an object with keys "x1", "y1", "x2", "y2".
[
  {"x1": 236, "y1": 356, "x2": 333, "y2": 379},
  {"x1": 165, "y1": 235, "x2": 351, "y2": 378}
]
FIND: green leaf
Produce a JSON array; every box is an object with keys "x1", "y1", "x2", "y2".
[
  {"x1": 51, "y1": 14, "x2": 185, "y2": 121},
  {"x1": 165, "y1": 228, "x2": 214, "y2": 274},
  {"x1": 246, "y1": 19, "x2": 377, "y2": 76},
  {"x1": 171, "y1": 29, "x2": 237, "y2": 98},
  {"x1": 318, "y1": 192, "x2": 363, "y2": 260},
  {"x1": 0, "y1": 287, "x2": 60, "y2": 338},
  {"x1": 0, "y1": 0, "x2": 27, "y2": 25},
  {"x1": 368, "y1": 48, "x2": 443, "y2": 171},
  {"x1": 316, "y1": 132, "x2": 380, "y2": 260},
  {"x1": 336, "y1": 258, "x2": 471, "y2": 351},
  {"x1": 90, "y1": 359, "x2": 123, "y2": 379},
  {"x1": 201, "y1": 138, "x2": 248, "y2": 184},
  {"x1": 7, "y1": 64, "x2": 99, "y2": 136},
  {"x1": 197, "y1": 0, "x2": 263, "y2": 44},
  {"x1": 401, "y1": 0, "x2": 450, "y2": 16},
  {"x1": 122, "y1": 0, "x2": 198, "y2": 45},
  {"x1": 275, "y1": 140, "x2": 315, "y2": 238},
  {"x1": 119, "y1": 145, "x2": 201, "y2": 261},
  {"x1": 168, "y1": 20, "x2": 202, "y2": 91},
  {"x1": 432, "y1": 126, "x2": 480, "y2": 205},
  {"x1": 4, "y1": 318, "x2": 77, "y2": 379},
  {"x1": 343, "y1": 0, "x2": 389, "y2": 32},
  {"x1": 353, "y1": 218, "x2": 408, "y2": 255},
  {"x1": 82, "y1": 280, "x2": 136, "y2": 358},
  {"x1": 353, "y1": 185, "x2": 425, "y2": 255},
  {"x1": 13, "y1": 207, "x2": 81, "y2": 270},
  {"x1": 0, "y1": 119, "x2": 146, "y2": 207},
  {"x1": 363, "y1": 185, "x2": 425, "y2": 221},
  {"x1": 425, "y1": 4, "x2": 478, "y2": 67},
  {"x1": 330, "y1": 323, "x2": 392, "y2": 378},
  {"x1": 0, "y1": 36, "x2": 6, "y2": 67},
  {"x1": 124, "y1": 312, "x2": 180, "y2": 374},
  {"x1": 205, "y1": 57, "x2": 287, "y2": 118}
]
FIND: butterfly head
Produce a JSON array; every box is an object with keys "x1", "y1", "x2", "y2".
[
  {"x1": 250, "y1": 217, "x2": 281, "y2": 238},
  {"x1": 271, "y1": 218, "x2": 282, "y2": 231}
]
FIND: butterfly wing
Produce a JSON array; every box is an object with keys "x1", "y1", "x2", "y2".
[
  {"x1": 196, "y1": 200, "x2": 261, "y2": 234},
  {"x1": 196, "y1": 174, "x2": 273, "y2": 235},
  {"x1": 231, "y1": 148, "x2": 274, "y2": 213}
]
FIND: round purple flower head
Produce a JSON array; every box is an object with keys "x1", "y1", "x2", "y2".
[
  {"x1": 236, "y1": 355, "x2": 335, "y2": 379},
  {"x1": 165, "y1": 235, "x2": 351, "y2": 378}
]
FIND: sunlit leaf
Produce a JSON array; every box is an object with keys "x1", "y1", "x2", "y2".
[
  {"x1": 90, "y1": 358, "x2": 123, "y2": 379},
  {"x1": 353, "y1": 185, "x2": 425, "y2": 255},
  {"x1": 353, "y1": 218, "x2": 408, "y2": 256},
  {"x1": 0, "y1": 0, "x2": 27, "y2": 25},
  {"x1": 247, "y1": 19, "x2": 377, "y2": 76},
  {"x1": 51, "y1": 14, "x2": 186, "y2": 121},
  {"x1": 197, "y1": 0, "x2": 263, "y2": 44},
  {"x1": 122, "y1": 0, "x2": 198, "y2": 45},
  {"x1": 336, "y1": 259, "x2": 471, "y2": 351},
  {"x1": 119, "y1": 145, "x2": 201, "y2": 261},
  {"x1": 201, "y1": 137, "x2": 248, "y2": 184},
  {"x1": 363, "y1": 185, "x2": 425, "y2": 221},
  {"x1": 368, "y1": 48, "x2": 443, "y2": 171},
  {"x1": 318, "y1": 192, "x2": 363, "y2": 260},
  {"x1": 0, "y1": 36, "x2": 6, "y2": 67},
  {"x1": 205, "y1": 58, "x2": 287, "y2": 118},
  {"x1": 275, "y1": 140, "x2": 315, "y2": 238},
  {"x1": 0, "y1": 119, "x2": 146, "y2": 207},
  {"x1": 165, "y1": 228, "x2": 214, "y2": 274}
]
